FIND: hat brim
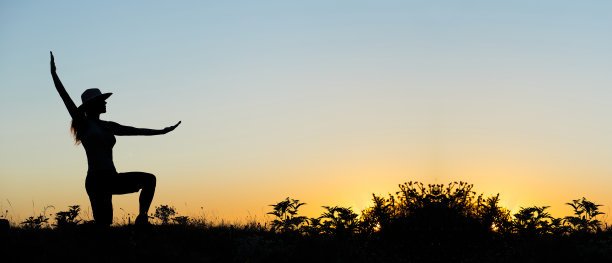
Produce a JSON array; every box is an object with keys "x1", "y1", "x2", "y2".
[{"x1": 78, "y1": 93, "x2": 112, "y2": 109}]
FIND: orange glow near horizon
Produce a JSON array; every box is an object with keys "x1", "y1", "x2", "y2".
[{"x1": 2, "y1": 1, "x2": 612, "y2": 228}]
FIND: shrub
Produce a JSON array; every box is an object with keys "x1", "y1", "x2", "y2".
[
  {"x1": 564, "y1": 197, "x2": 605, "y2": 233},
  {"x1": 54, "y1": 205, "x2": 81, "y2": 228},
  {"x1": 21, "y1": 215, "x2": 49, "y2": 229},
  {"x1": 358, "y1": 181, "x2": 519, "y2": 247},
  {"x1": 267, "y1": 197, "x2": 308, "y2": 233},
  {"x1": 154, "y1": 205, "x2": 176, "y2": 225},
  {"x1": 475, "y1": 194, "x2": 512, "y2": 234},
  {"x1": 512, "y1": 206, "x2": 559, "y2": 236},
  {"x1": 172, "y1": 216, "x2": 190, "y2": 225},
  {"x1": 318, "y1": 206, "x2": 359, "y2": 236}
]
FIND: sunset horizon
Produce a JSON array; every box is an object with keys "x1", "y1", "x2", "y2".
[{"x1": 2, "y1": 1, "x2": 612, "y2": 227}]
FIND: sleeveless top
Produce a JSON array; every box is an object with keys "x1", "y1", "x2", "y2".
[{"x1": 80, "y1": 119, "x2": 117, "y2": 174}]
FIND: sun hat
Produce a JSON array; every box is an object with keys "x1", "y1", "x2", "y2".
[{"x1": 79, "y1": 88, "x2": 112, "y2": 109}]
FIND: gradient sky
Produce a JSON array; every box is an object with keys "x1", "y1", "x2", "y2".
[{"x1": 1, "y1": 1, "x2": 611, "y2": 224}]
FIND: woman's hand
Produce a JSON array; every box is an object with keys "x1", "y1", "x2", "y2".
[
  {"x1": 162, "y1": 121, "x2": 181, "y2": 134},
  {"x1": 50, "y1": 51, "x2": 56, "y2": 73}
]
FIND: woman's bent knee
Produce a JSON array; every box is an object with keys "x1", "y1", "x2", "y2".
[{"x1": 144, "y1": 173, "x2": 156, "y2": 187}]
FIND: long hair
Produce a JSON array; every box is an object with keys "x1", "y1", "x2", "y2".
[
  {"x1": 70, "y1": 107, "x2": 87, "y2": 145},
  {"x1": 70, "y1": 119, "x2": 82, "y2": 145}
]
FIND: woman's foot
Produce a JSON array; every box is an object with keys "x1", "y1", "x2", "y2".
[{"x1": 135, "y1": 215, "x2": 151, "y2": 227}]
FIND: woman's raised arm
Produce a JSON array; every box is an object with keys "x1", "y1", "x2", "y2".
[{"x1": 50, "y1": 52, "x2": 84, "y2": 121}]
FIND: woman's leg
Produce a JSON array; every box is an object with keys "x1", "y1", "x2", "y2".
[
  {"x1": 110, "y1": 172, "x2": 156, "y2": 222},
  {"x1": 89, "y1": 194, "x2": 113, "y2": 226},
  {"x1": 86, "y1": 176, "x2": 113, "y2": 226}
]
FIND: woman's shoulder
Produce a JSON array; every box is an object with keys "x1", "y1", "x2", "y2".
[
  {"x1": 74, "y1": 119, "x2": 115, "y2": 130},
  {"x1": 98, "y1": 120, "x2": 125, "y2": 133},
  {"x1": 99, "y1": 120, "x2": 119, "y2": 128}
]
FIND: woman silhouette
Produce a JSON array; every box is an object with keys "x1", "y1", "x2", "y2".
[{"x1": 50, "y1": 52, "x2": 181, "y2": 226}]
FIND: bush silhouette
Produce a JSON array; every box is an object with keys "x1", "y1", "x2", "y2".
[
  {"x1": 267, "y1": 197, "x2": 308, "y2": 233},
  {"x1": 564, "y1": 197, "x2": 605, "y2": 233},
  {"x1": 21, "y1": 215, "x2": 49, "y2": 229},
  {"x1": 512, "y1": 206, "x2": 558, "y2": 236},
  {"x1": 54, "y1": 205, "x2": 81, "y2": 228},
  {"x1": 154, "y1": 205, "x2": 176, "y2": 225},
  {"x1": 318, "y1": 206, "x2": 359, "y2": 236},
  {"x1": 360, "y1": 182, "x2": 495, "y2": 239},
  {"x1": 172, "y1": 215, "x2": 190, "y2": 225}
]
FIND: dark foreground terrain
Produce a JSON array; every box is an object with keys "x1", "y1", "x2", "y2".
[
  {"x1": 4, "y1": 182, "x2": 612, "y2": 262},
  {"x1": 3, "y1": 224, "x2": 612, "y2": 263}
]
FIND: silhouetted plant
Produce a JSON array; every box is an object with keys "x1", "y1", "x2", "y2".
[
  {"x1": 21, "y1": 215, "x2": 49, "y2": 229},
  {"x1": 54, "y1": 205, "x2": 81, "y2": 228},
  {"x1": 21, "y1": 205, "x2": 53, "y2": 229},
  {"x1": 301, "y1": 217, "x2": 323, "y2": 235},
  {"x1": 394, "y1": 182, "x2": 481, "y2": 232},
  {"x1": 267, "y1": 197, "x2": 308, "y2": 233},
  {"x1": 154, "y1": 205, "x2": 176, "y2": 225},
  {"x1": 360, "y1": 194, "x2": 396, "y2": 234},
  {"x1": 173, "y1": 216, "x2": 190, "y2": 225},
  {"x1": 475, "y1": 194, "x2": 512, "y2": 233},
  {"x1": 512, "y1": 206, "x2": 558, "y2": 236},
  {"x1": 564, "y1": 197, "x2": 605, "y2": 233},
  {"x1": 549, "y1": 217, "x2": 569, "y2": 235},
  {"x1": 358, "y1": 180, "x2": 519, "y2": 248},
  {"x1": 0, "y1": 209, "x2": 9, "y2": 231},
  {"x1": 394, "y1": 181, "x2": 478, "y2": 217},
  {"x1": 189, "y1": 216, "x2": 207, "y2": 228},
  {"x1": 318, "y1": 206, "x2": 359, "y2": 236}
]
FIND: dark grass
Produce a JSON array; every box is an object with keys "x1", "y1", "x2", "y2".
[
  {"x1": 4, "y1": 181, "x2": 612, "y2": 262},
  {"x1": 3, "y1": 224, "x2": 612, "y2": 262}
]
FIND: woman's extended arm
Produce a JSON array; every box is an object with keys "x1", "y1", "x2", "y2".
[
  {"x1": 106, "y1": 121, "x2": 181, "y2": 136},
  {"x1": 50, "y1": 52, "x2": 84, "y2": 121}
]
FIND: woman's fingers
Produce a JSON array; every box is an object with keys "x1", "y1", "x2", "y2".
[
  {"x1": 163, "y1": 121, "x2": 181, "y2": 134},
  {"x1": 171, "y1": 121, "x2": 181, "y2": 130},
  {"x1": 50, "y1": 51, "x2": 56, "y2": 71}
]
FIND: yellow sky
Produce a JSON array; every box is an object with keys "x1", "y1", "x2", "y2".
[{"x1": 1, "y1": 1, "x2": 612, "y2": 225}]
